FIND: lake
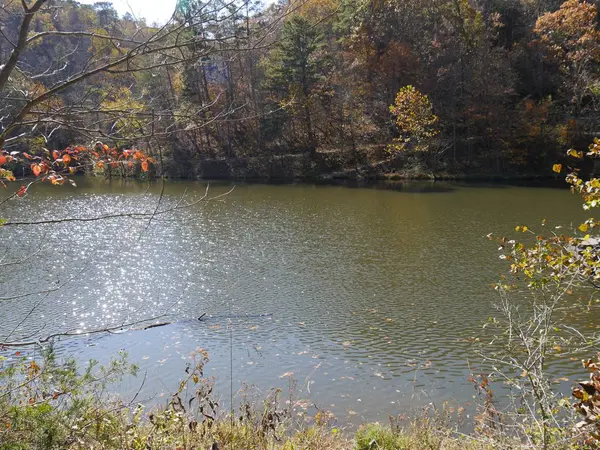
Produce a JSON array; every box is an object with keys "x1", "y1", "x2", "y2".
[{"x1": 0, "y1": 178, "x2": 594, "y2": 427}]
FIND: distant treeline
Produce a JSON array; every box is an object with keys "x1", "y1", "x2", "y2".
[{"x1": 2, "y1": 0, "x2": 600, "y2": 178}]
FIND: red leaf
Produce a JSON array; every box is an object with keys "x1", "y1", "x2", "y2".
[{"x1": 16, "y1": 185, "x2": 27, "y2": 197}]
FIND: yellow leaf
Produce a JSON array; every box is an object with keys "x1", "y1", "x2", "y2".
[
  {"x1": 522, "y1": 226, "x2": 528, "y2": 232},
  {"x1": 579, "y1": 223, "x2": 589, "y2": 232},
  {"x1": 515, "y1": 226, "x2": 521, "y2": 232},
  {"x1": 567, "y1": 148, "x2": 583, "y2": 159},
  {"x1": 552, "y1": 164, "x2": 562, "y2": 173}
]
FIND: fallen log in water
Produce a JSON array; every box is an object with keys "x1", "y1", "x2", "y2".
[
  {"x1": 0, "y1": 312, "x2": 274, "y2": 348},
  {"x1": 0, "y1": 314, "x2": 207, "y2": 348}
]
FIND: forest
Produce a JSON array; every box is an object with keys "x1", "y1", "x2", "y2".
[{"x1": 2, "y1": 0, "x2": 600, "y2": 180}]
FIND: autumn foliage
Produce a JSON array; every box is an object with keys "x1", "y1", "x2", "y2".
[
  {"x1": 0, "y1": 143, "x2": 153, "y2": 196},
  {"x1": 573, "y1": 357, "x2": 600, "y2": 444},
  {"x1": 388, "y1": 85, "x2": 439, "y2": 153}
]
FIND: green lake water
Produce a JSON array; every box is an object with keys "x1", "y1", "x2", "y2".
[{"x1": 0, "y1": 178, "x2": 595, "y2": 427}]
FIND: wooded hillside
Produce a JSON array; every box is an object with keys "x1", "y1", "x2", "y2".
[{"x1": 2, "y1": 0, "x2": 600, "y2": 178}]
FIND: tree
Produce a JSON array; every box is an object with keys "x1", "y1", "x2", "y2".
[
  {"x1": 534, "y1": 0, "x2": 600, "y2": 118},
  {"x1": 263, "y1": 15, "x2": 328, "y2": 151},
  {"x1": 0, "y1": 0, "x2": 277, "y2": 169},
  {"x1": 388, "y1": 85, "x2": 439, "y2": 153}
]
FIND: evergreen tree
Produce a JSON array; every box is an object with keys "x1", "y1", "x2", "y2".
[{"x1": 263, "y1": 16, "x2": 327, "y2": 150}]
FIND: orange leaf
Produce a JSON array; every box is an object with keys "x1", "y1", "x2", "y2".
[
  {"x1": 0, "y1": 155, "x2": 6, "y2": 166},
  {"x1": 62, "y1": 154, "x2": 71, "y2": 165},
  {"x1": 103, "y1": 144, "x2": 109, "y2": 153},
  {"x1": 49, "y1": 175, "x2": 64, "y2": 185},
  {"x1": 96, "y1": 161, "x2": 105, "y2": 169},
  {"x1": 52, "y1": 150, "x2": 59, "y2": 160},
  {"x1": 23, "y1": 153, "x2": 33, "y2": 160},
  {"x1": 31, "y1": 164, "x2": 41, "y2": 177},
  {"x1": 141, "y1": 161, "x2": 149, "y2": 172}
]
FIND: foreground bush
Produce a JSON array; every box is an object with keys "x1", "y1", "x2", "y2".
[{"x1": 1, "y1": 348, "x2": 594, "y2": 450}]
